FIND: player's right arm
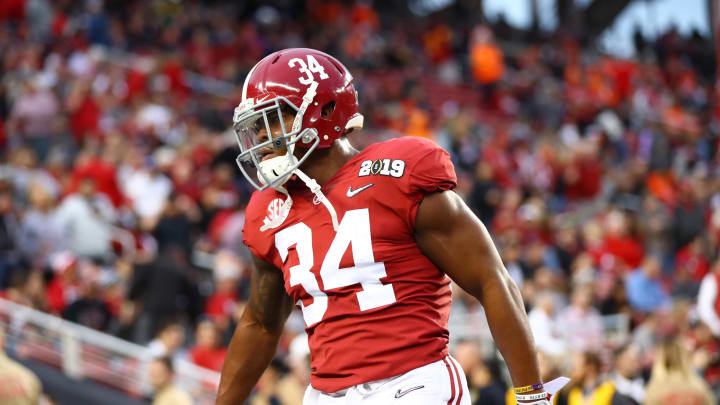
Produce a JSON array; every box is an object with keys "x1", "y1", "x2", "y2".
[{"x1": 216, "y1": 255, "x2": 294, "y2": 405}]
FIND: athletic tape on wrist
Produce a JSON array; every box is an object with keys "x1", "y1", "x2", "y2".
[{"x1": 515, "y1": 391, "x2": 549, "y2": 401}]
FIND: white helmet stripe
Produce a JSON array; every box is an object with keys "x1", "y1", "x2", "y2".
[{"x1": 242, "y1": 59, "x2": 262, "y2": 101}]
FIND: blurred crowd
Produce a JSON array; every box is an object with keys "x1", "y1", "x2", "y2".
[{"x1": 0, "y1": 0, "x2": 719, "y2": 404}]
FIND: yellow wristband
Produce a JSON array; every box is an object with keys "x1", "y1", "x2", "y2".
[{"x1": 513, "y1": 383, "x2": 544, "y2": 394}]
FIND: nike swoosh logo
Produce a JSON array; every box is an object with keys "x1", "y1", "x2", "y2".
[
  {"x1": 346, "y1": 183, "x2": 373, "y2": 197},
  {"x1": 395, "y1": 385, "x2": 424, "y2": 399}
]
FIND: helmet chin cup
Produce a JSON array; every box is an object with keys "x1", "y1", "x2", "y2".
[{"x1": 257, "y1": 154, "x2": 296, "y2": 187}]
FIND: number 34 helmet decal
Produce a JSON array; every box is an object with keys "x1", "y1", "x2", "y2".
[{"x1": 232, "y1": 48, "x2": 363, "y2": 191}]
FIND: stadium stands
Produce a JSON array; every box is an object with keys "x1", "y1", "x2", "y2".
[{"x1": 0, "y1": 0, "x2": 718, "y2": 403}]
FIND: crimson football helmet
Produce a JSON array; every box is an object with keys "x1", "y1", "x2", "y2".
[{"x1": 233, "y1": 48, "x2": 363, "y2": 191}]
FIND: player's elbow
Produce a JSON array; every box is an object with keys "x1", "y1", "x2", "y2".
[
  {"x1": 477, "y1": 266, "x2": 521, "y2": 302},
  {"x1": 241, "y1": 307, "x2": 286, "y2": 337},
  {"x1": 498, "y1": 267, "x2": 520, "y2": 296},
  {"x1": 503, "y1": 271, "x2": 523, "y2": 300}
]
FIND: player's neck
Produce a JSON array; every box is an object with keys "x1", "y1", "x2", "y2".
[{"x1": 301, "y1": 138, "x2": 358, "y2": 186}]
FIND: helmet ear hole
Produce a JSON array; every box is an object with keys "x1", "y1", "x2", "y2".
[{"x1": 321, "y1": 101, "x2": 336, "y2": 119}]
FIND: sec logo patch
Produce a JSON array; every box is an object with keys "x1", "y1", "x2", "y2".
[
  {"x1": 260, "y1": 197, "x2": 291, "y2": 232},
  {"x1": 266, "y1": 198, "x2": 284, "y2": 219}
]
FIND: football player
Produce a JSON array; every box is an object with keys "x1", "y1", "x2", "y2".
[{"x1": 217, "y1": 48, "x2": 566, "y2": 405}]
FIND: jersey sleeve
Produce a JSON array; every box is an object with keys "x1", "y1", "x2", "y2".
[
  {"x1": 397, "y1": 137, "x2": 457, "y2": 227},
  {"x1": 241, "y1": 192, "x2": 278, "y2": 264}
]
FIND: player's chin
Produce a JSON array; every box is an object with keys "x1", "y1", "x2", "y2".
[{"x1": 260, "y1": 151, "x2": 284, "y2": 162}]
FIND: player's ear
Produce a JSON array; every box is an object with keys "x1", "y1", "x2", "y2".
[{"x1": 321, "y1": 101, "x2": 336, "y2": 119}]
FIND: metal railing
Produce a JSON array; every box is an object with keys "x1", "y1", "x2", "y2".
[
  {"x1": 0, "y1": 298, "x2": 220, "y2": 404},
  {"x1": 448, "y1": 309, "x2": 632, "y2": 351}
]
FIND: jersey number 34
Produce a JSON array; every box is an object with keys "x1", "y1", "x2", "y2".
[{"x1": 275, "y1": 209, "x2": 396, "y2": 327}]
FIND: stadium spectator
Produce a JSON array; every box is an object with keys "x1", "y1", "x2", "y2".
[
  {"x1": 249, "y1": 359, "x2": 289, "y2": 405},
  {"x1": 644, "y1": 338, "x2": 715, "y2": 405},
  {"x1": 0, "y1": 1, "x2": 716, "y2": 403},
  {"x1": 62, "y1": 266, "x2": 113, "y2": 331},
  {"x1": 674, "y1": 237, "x2": 710, "y2": 283},
  {"x1": 698, "y1": 259, "x2": 720, "y2": 336},
  {"x1": 129, "y1": 247, "x2": 201, "y2": 340},
  {"x1": 188, "y1": 320, "x2": 226, "y2": 372},
  {"x1": 147, "y1": 320, "x2": 186, "y2": 365},
  {"x1": 564, "y1": 351, "x2": 614, "y2": 405},
  {"x1": 687, "y1": 321, "x2": 720, "y2": 396},
  {"x1": 3, "y1": 270, "x2": 45, "y2": 311},
  {"x1": 596, "y1": 210, "x2": 644, "y2": 272},
  {"x1": 453, "y1": 339, "x2": 482, "y2": 376},
  {"x1": 152, "y1": 193, "x2": 198, "y2": 253},
  {"x1": 148, "y1": 356, "x2": 192, "y2": 405},
  {"x1": 7, "y1": 76, "x2": 60, "y2": 162},
  {"x1": 0, "y1": 180, "x2": 19, "y2": 289},
  {"x1": 3, "y1": 146, "x2": 62, "y2": 206},
  {"x1": 608, "y1": 343, "x2": 645, "y2": 404},
  {"x1": 670, "y1": 181, "x2": 707, "y2": 253},
  {"x1": 0, "y1": 324, "x2": 43, "y2": 405},
  {"x1": 204, "y1": 250, "x2": 244, "y2": 331},
  {"x1": 275, "y1": 333, "x2": 311, "y2": 405},
  {"x1": 469, "y1": 25, "x2": 504, "y2": 86},
  {"x1": 471, "y1": 358, "x2": 506, "y2": 405},
  {"x1": 67, "y1": 148, "x2": 124, "y2": 207},
  {"x1": 16, "y1": 182, "x2": 64, "y2": 266},
  {"x1": 468, "y1": 161, "x2": 501, "y2": 226},
  {"x1": 54, "y1": 176, "x2": 116, "y2": 260},
  {"x1": 119, "y1": 154, "x2": 172, "y2": 224},
  {"x1": 528, "y1": 291, "x2": 566, "y2": 357},
  {"x1": 625, "y1": 255, "x2": 672, "y2": 314},
  {"x1": 557, "y1": 285, "x2": 604, "y2": 352},
  {"x1": 44, "y1": 251, "x2": 80, "y2": 315}
]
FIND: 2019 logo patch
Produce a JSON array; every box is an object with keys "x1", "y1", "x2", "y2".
[{"x1": 359, "y1": 159, "x2": 405, "y2": 178}]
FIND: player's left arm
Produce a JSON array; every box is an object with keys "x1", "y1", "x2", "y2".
[{"x1": 414, "y1": 189, "x2": 544, "y2": 395}]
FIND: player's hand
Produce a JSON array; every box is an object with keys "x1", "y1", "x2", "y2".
[{"x1": 515, "y1": 377, "x2": 570, "y2": 405}]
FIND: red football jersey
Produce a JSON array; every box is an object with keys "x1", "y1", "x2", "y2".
[{"x1": 242, "y1": 136, "x2": 457, "y2": 392}]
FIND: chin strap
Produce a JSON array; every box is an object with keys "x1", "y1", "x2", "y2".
[
  {"x1": 258, "y1": 170, "x2": 339, "y2": 233},
  {"x1": 292, "y1": 81, "x2": 318, "y2": 133},
  {"x1": 287, "y1": 80, "x2": 318, "y2": 159},
  {"x1": 260, "y1": 80, "x2": 339, "y2": 232},
  {"x1": 294, "y1": 169, "x2": 339, "y2": 231}
]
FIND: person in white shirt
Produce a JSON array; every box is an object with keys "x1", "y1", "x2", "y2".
[
  {"x1": 528, "y1": 291, "x2": 567, "y2": 357},
  {"x1": 54, "y1": 177, "x2": 116, "y2": 259},
  {"x1": 147, "y1": 320, "x2": 186, "y2": 365},
  {"x1": 556, "y1": 284, "x2": 604, "y2": 352},
  {"x1": 119, "y1": 157, "x2": 172, "y2": 223},
  {"x1": 18, "y1": 182, "x2": 65, "y2": 264}
]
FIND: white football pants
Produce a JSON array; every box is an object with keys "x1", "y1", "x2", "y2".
[{"x1": 303, "y1": 355, "x2": 471, "y2": 405}]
